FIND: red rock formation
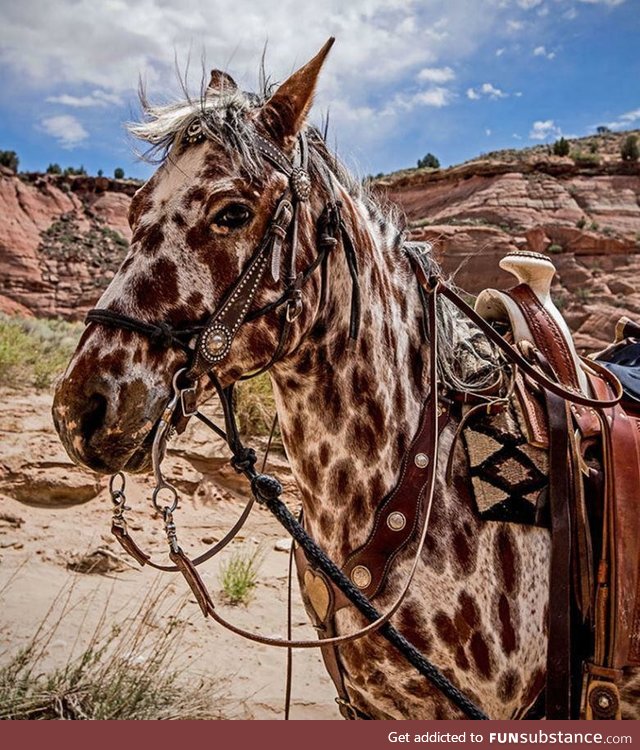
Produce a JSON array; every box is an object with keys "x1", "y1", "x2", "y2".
[
  {"x1": 0, "y1": 131, "x2": 639, "y2": 349},
  {"x1": 382, "y1": 131, "x2": 640, "y2": 350},
  {"x1": 0, "y1": 167, "x2": 136, "y2": 319}
]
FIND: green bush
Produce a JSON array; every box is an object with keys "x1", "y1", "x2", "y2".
[
  {"x1": 576, "y1": 286, "x2": 592, "y2": 302},
  {"x1": 63, "y1": 165, "x2": 87, "y2": 176},
  {"x1": 552, "y1": 138, "x2": 570, "y2": 157},
  {"x1": 621, "y1": 135, "x2": 639, "y2": 162},
  {"x1": 0, "y1": 316, "x2": 82, "y2": 389},
  {"x1": 46, "y1": 163, "x2": 62, "y2": 175},
  {"x1": 114, "y1": 167, "x2": 125, "y2": 179},
  {"x1": 548, "y1": 243, "x2": 563, "y2": 254},
  {"x1": 417, "y1": 153, "x2": 440, "y2": 169},
  {"x1": 0, "y1": 150, "x2": 19, "y2": 172},
  {"x1": 576, "y1": 217, "x2": 587, "y2": 229},
  {"x1": 571, "y1": 151, "x2": 600, "y2": 167}
]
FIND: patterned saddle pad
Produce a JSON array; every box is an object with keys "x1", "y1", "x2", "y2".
[{"x1": 461, "y1": 398, "x2": 548, "y2": 525}]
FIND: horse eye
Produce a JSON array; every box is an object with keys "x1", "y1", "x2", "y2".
[{"x1": 212, "y1": 204, "x2": 253, "y2": 231}]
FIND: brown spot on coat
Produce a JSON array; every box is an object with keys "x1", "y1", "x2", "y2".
[
  {"x1": 498, "y1": 594, "x2": 517, "y2": 654},
  {"x1": 470, "y1": 631, "x2": 494, "y2": 680},
  {"x1": 498, "y1": 668, "x2": 521, "y2": 703}
]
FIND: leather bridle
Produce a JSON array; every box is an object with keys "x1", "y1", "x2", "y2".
[
  {"x1": 86, "y1": 131, "x2": 360, "y2": 383},
  {"x1": 83, "y1": 126, "x2": 625, "y2": 721}
]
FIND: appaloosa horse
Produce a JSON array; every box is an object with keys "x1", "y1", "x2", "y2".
[{"x1": 52, "y1": 40, "x2": 640, "y2": 719}]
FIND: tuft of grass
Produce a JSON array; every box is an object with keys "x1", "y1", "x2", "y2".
[
  {"x1": 0, "y1": 581, "x2": 232, "y2": 720},
  {"x1": 219, "y1": 545, "x2": 264, "y2": 606},
  {"x1": 548, "y1": 243, "x2": 563, "y2": 254},
  {"x1": 234, "y1": 373, "x2": 278, "y2": 437},
  {"x1": 552, "y1": 293, "x2": 569, "y2": 311},
  {"x1": 0, "y1": 316, "x2": 81, "y2": 389},
  {"x1": 576, "y1": 286, "x2": 592, "y2": 303}
]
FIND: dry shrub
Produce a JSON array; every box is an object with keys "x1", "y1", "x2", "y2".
[
  {"x1": 0, "y1": 579, "x2": 235, "y2": 720},
  {"x1": 234, "y1": 373, "x2": 278, "y2": 437},
  {"x1": 0, "y1": 315, "x2": 82, "y2": 389}
]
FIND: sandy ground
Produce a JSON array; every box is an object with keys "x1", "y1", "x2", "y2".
[{"x1": 0, "y1": 388, "x2": 338, "y2": 720}]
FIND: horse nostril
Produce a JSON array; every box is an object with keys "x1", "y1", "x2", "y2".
[{"x1": 80, "y1": 392, "x2": 109, "y2": 444}]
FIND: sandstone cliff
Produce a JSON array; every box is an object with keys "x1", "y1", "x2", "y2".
[
  {"x1": 381, "y1": 130, "x2": 640, "y2": 350},
  {"x1": 0, "y1": 167, "x2": 136, "y2": 319},
  {"x1": 1, "y1": 131, "x2": 639, "y2": 349}
]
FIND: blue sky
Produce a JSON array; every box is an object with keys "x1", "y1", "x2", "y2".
[{"x1": 1, "y1": 0, "x2": 638, "y2": 180}]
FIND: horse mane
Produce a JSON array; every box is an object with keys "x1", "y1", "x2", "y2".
[{"x1": 127, "y1": 74, "x2": 501, "y2": 393}]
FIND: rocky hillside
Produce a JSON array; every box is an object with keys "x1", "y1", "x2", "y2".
[
  {"x1": 381, "y1": 129, "x2": 640, "y2": 350},
  {"x1": 0, "y1": 167, "x2": 136, "y2": 318},
  {"x1": 1, "y1": 130, "x2": 639, "y2": 349}
]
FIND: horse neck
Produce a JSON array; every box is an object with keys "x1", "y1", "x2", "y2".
[{"x1": 270, "y1": 190, "x2": 428, "y2": 561}]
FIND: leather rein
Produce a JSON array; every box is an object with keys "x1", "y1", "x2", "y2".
[{"x1": 84, "y1": 129, "x2": 623, "y2": 720}]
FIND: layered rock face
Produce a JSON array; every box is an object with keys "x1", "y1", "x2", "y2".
[
  {"x1": 1, "y1": 131, "x2": 639, "y2": 349},
  {"x1": 0, "y1": 167, "x2": 135, "y2": 319},
  {"x1": 382, "y1": 131, "x2": 640, "y2": 350}
]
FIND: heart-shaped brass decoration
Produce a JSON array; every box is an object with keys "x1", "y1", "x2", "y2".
[{"x1": 303, "y1": 569, "x2": 331, "y2": 622}]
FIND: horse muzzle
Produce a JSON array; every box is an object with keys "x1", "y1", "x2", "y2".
[{"x1": 52, "y1": 371, "x2": 165, "y2": 474}]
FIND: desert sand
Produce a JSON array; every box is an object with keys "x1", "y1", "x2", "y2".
[{"x1": 0, "y1": 387, "x2": 338, "y2": 720}]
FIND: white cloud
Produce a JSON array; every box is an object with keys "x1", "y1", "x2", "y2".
[
  {"x1": 564, "y1": 7, "x2": 578, "y2": 19},
  {"x1": 0, "y1": 0, "x2": 546, "y2": 156},
  {"x1": 467, "y1": 82, "x2": 508, "y2": 100},
  {"x1": 495, "y1": 48, "x2": 505, "y2": 57},
  {"x1": 533, "y1": 45, "x2": 556, "y2": 59},
  {"x1": 529, "y1": 119, "x2": 561, "y2": 140},
  {"x1": 39, "y1": 114, "x2": 88, "y2": 148},
  {"x1": 417, "y1": 66, "x2": 455, "y2": 83},
  {"x1": 46, "y1": 90, "x2": 124, "y2": 108},
  {"x1": 601, "y1": 107, "x2": 640, "y2": 130},
  {"x1": 507, "y1": 20, "x2": 524, "y2": 31},
  {"x1": 485, "y1": 128, "x2": 492, "y2": 136},
  {"x1": 513, "y1": 133, "x2": 523, "y2": 139},
  {"x1": 517, "y1": 0, "x2": 542, "y2": 8},
  {"x1": 388, "y1": 86, "x2": 454, "y2": 113},
  {"x1": 577, "y1": 0, "x2": 626, "y2": 5}
]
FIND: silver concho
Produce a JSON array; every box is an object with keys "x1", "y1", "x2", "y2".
[
  {"x1": 201, "y1": 326, "x2": 231, "y2": 363},
  {"x1": 350, "y1": 565, "x2": 372, "y2": 590},
  {"x1": 290, "y1": 167, "x2": 311, "y2": 202},
  {"x1": 414, "y1": 452, "x2": 429, "y2": 469},
  {"x1": 386, "y1": 511, "x2": 406, "y2": 531},
  {"x1": 184, "y1": 119, "x2": 205, "y2": 144}
]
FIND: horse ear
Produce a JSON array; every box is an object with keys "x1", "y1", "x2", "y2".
[
  {"x1": 258, "y1": 37, "x2": 335, "y2": 148},
  {"x1": 207, "y1": 69, "x2": 238, "y2": 95}
]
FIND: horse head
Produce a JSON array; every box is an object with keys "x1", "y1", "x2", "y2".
[{"x1": 52, "y1": 39, "x2": 336, "y2": 474}]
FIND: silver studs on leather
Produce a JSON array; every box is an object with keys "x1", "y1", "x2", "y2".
[
  {"x1": 200, "y1": 326, "x2": 231, "y2": 364},
  {"x1": 290, "y1": 167, "x2": 311, "y2": 202}
]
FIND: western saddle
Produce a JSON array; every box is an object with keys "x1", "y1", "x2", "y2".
[
  {"x1": 295, "y1": 249, "x2": 639, "y2": 720},
  {"x1": 475, "y1": 251, "x2": 640, "y2": 719}
]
